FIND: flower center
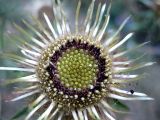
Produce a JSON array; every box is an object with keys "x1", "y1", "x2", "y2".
[
  {"x1": 57, "y1": 49, "x2": 98, "y2": 89},
  {"x1": 37, "y1": 35, "x2": 112, "y2": 110}
]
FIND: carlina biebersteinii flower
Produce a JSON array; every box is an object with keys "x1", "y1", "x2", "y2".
[{"x1": 0, "y1": 0, "x2": 155, "y2": 120}]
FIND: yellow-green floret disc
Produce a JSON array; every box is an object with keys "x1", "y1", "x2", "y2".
[{"x1": 57, "y1": 49, "x2": 98, "y2": 89}]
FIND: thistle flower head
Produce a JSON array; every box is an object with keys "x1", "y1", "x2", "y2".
[
  {"x1": 37, "y1": 35, "x2": 112, "y2": 110},
  {"x1": 0, "y1": 0, "x2": 154, "y2": 120}
]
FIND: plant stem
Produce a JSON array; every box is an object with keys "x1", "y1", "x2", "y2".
[{"x1": 0, "y1": 17, "x2": 6, "y2": 51}]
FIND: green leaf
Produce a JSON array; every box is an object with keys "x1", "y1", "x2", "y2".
[
  {"x1": 108, "y1": 98, "x2": 129, "y2": 112},
  {"x1": 10, "y1": 106, "x2": 29, "y2": 120}
]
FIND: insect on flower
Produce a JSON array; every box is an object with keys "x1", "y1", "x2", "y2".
[{"x1": 0, "y1": 0, "x2": 154, "y2": 120}]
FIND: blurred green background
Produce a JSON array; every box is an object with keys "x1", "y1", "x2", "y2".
[{"x1": 0, "y1": 0, "x2": 160, "y2": 120}]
